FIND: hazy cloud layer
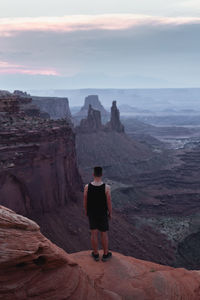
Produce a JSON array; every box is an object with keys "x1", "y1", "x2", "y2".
[
  {"x1": 0, "y1": 14, "x2": 200, "y2": 89},
  {"x1": 1, "y1": 14, "x2": 200, "y2": 35},
  {"x1": 0, "y1": 0, "x2": 200, "y2": 17}
]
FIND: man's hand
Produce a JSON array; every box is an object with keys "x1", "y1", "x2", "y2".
[{"x1": 108, "y1": 212, "x2": 112, "y2": 220}]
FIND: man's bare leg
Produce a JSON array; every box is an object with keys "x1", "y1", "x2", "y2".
[
  {"x1": 91, "y1": 229, "x2": 98, "y2": 254},
  {"x1": 100, "y1": 231, "x2": 108, "y2": 255}
]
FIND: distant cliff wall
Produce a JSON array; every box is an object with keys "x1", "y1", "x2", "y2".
[
  {"x1": 32, "y1": 96, "x2": 71, "y2": 120},
  {"x1": 12, "y1": 90, "x2": 71, "y2": 120}
]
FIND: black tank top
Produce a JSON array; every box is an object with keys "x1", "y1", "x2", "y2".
[{"x1": 87, "y1": 183, "x2": 108, "y2": 217}]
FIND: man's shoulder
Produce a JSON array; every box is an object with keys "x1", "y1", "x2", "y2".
[
  {"x1": 105, "y1": 184, "x2": 111, "y2": 192},
  {"x1": 84, "y1": 183, "x2": 89, "y2": 191}
]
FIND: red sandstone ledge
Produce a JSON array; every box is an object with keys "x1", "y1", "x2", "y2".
[{"x1": 0, "y1": 205, "x2": 200, "y2": 300}]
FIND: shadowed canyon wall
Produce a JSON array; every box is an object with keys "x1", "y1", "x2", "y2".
[{"x1": 0, "y1": 93, "x2": 81, "y2": 217}]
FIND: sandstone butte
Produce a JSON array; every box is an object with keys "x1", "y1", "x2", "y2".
[{"x1": 1, "y1": 205, "x2": 200, "y2": 300}]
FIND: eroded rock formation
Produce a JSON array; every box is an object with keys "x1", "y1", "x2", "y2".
[
  {"x1": 0, "y1": 91, "x2": 92, "y2": 256},
  {"x1": 71, "y1": 251, "x2": 200, "y2": 300},
  {"x1": 73, "y1": 94, "x2": 109, "y2": 124},
  {"x1": 75, "y1": 100, "x2": 170, "y2": 182},
  {"x1": 76, "y1": 100, "x2": 124, "y2": 134},
  {"x1": 1, "y1": 205, "x2": 200, "y2": 300},
  {"x1": 76, "y1": 104, "x2": 102, "y2": 133},
  {"x1": 0, "y1": 205, "x2": 117, "y2": 300},
  {"x1": 105, "y1": 100, "x2": 124, "y2": 133},
  {"x1": 0, "y1": 92, "x2": 82, "y2": 216},
  {"x1": 0, "y1": 91, "x2": 31, "y2": 114}
]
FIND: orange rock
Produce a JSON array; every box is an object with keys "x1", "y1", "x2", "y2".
[
  {"x1": 1, "y1": 204, "x2": 200, "y2": 300},
  {"x1": 70, "y1": 250, "x2": 200, "y2": 300},
  {"x1": 0, "y1": 205, "x2": 119, "y2": 300}
]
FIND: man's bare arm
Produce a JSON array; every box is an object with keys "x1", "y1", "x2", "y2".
[
  {"x1": 106, "y1": 185, "x2": 112, "y2": 219},
  {"x1": 83, "y1": 184, "x2": 88, "y2": 216}
]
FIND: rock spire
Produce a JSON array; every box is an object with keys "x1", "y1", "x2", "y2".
[{"x1": 77, "y1": 104, "x2": 102, "y2": 133}]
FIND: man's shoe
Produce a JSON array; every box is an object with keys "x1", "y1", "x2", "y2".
[
  {"x1": 91, "y1": 251, "x2": 99, "y2": 261},
  {"x1": 102, "y1": 252, "x2": 112, "y2": 262}
]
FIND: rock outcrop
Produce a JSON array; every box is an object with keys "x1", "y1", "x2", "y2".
[
  {"x1": 71, "y1": 250, "x2": 200, "y2": 300},
  {"x1": 0, "y1": 92, "x2": 31, "y2": 114},
  {"x1": 76, "y1": 104, "x2": 102, "y2": 133},
  {"x1": 73, "y1": 94, "x2": 109, "y2": 125},
  {"x1": 0, "y1": 205, "x2": 117, "y2": 300},
  {"x1": 1, "y1": 205, "x2": 200, "y2": 300},
  {"x1": 10, "y1": 90, "x2": 49, "y2": 118},
  {"x1": 76, "y1": 100, "x2": 124, "y2": 134},
  {"x1": 0, "y1": 92, "x2": 82, "y2": 216},
  {"x1": 0, "y1": 91, "x2": 92, "y2": 256},
  {"x1": 105, "y1": 100, "x2": 124, "y2": 133}
]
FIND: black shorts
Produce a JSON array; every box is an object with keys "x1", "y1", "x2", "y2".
[{"x1": 88, "y1": 215, "x2": 109, "y2": 232}]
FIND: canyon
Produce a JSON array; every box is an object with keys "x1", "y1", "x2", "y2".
[
  {"x1": 75, "y1": 99, "x2": 171, "y2": 183},
  {"x1": 1, "y1": 90, "x2": 200, "y2": 271},
  {"x1": 74, "y1": 95, "x2": 200, "y2": 269}
]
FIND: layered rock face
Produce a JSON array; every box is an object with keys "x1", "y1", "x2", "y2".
[
  {"x1": 12, "y1": 90, "x2": 50, "y2": 118},
  {"x1": 0, "y1": 205, "x2": 117, "y2": 300},
  {"x1": 0, "y1": 92, "x2": 94, "y2": 256},
  {"x1": 0, "y1": 91, "x2": 31, "y2": 114},
  {"x1": 0, "y1": 92, "x2": 82, "y2": 217},
  {"x1": 73, "y1": 94, "x2": 109, "y2": 124},
  {"x1": 1, "y1": 205, "x2": 200, "y2": 300},
  {"x1": 0, "y1": 94, "x2": 19, "y2": 114},
  {"x1": 0, "y1": 119, "x2": 81, "y2": 216}
]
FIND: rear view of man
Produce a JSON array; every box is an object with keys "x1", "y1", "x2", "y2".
[{"x1": 84, "y1": 166, "x2": 112, "y2": 262}]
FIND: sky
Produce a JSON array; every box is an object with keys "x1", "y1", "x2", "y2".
[{"x1": 0, "y1": 0, "x2": 200, "y2": 90}]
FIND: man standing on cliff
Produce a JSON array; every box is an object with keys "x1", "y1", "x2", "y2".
[{"x1": 84, "y1": 166, "x2": 112, "y2": 262}]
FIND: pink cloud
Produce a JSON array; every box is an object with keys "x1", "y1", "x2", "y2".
[
  {"x1": 0, "y1": 60, "x2": 59, "y2": 76},
  {"x1": 0, "y1": 14, "x2": 200, "y2": 36}
]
